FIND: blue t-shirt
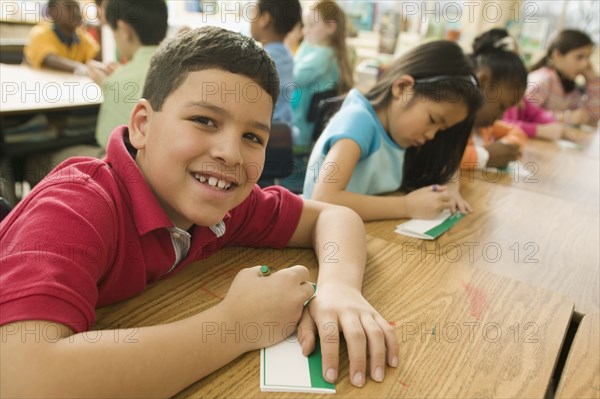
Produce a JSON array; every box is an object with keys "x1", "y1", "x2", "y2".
[
  {"x1": 264, "y1": 42, "x2": 294, "y2": 127},
  {"x1": 291, "y1": 41, "x2": 339, "y2": 150},
  {"x1": 303, "y1": 89, "x2": 406, "y2": 198}
]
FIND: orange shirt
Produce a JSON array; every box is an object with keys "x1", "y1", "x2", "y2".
[{"x1": 461, "y1": 120, "x2": 527, "y2": 169}]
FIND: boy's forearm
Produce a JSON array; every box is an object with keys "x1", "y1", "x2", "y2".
[
  {"x1": 1, "y1": 306, "x2": 248, "y2": 398},
  {"x1": 43, "y1": 54, "x2": 84, "y2": 74},
  {"x1": 311, "y1": 205, "x2": 366, "y2": 290}
]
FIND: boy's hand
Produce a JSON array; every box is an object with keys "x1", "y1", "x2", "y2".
[
  {"x1": 297, "y1": 284, "x2": 398, "y2": 387},
  {"x1": 86, "y1": 60, "x2": 114, "y2": 86},
  {"x1": 219, "y1": 265, "x2": 314, "y2": 352},
  {"x1": 403, "y1": 185, "x2": 453, "y2": 219},
  {"x1": 485, "y1": 142, "x2": 520, "y2": 168}
]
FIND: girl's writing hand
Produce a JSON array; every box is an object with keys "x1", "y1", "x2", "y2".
[
  {"x1": 404, "y1": 185, "x2": 453, "y2": 219},
  {"x1": 297, "y1": 284, "x2": 398, "y2": 387},
  {"x1": 219, "y1": 265, "x2": 314, "y2": 352},
  {"x1": 485, "y1": 142, "x2": 520, "y2": 168}
]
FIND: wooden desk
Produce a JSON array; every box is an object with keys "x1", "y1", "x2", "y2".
[
  {"x1": 96, "y1": 237, "x2": 573, "y2": 398},
  {"x1": 467, "y1": 135, "x2": 600, "y2": 209},
  {"x1": 0, "y1": 63, "x2": 103, "y2": 204},
  {"x1": 367, "y1": 178, "x2": 600, "y2": 315},
  {"x1": 556, "y1": 313, "x2": 600, "y2": 399}
]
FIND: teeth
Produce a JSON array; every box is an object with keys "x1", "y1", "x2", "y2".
[{"x1": 194, "y1": 174, "x2": 232, "y2": 190}]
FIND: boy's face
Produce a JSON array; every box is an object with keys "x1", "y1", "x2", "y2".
[
  {"x1": 129, "y1": 69, "x2": 273, "y2": 230},
  {"x1": 50, "y1": 0, "x2": 82, "y2": 31}
]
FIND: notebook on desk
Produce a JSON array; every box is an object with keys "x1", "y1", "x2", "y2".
[
  {"x1": 395, "y1": 210, "x2": 465, "y2": 240},
  {"x1": 260, "y1": 334, "x2": 335, "y2": 394}
]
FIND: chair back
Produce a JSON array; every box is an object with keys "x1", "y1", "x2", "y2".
[
  {"x1": 0, "y1": 197, "x2": 12, "y2": 223},
  {"x1": 311, "y1": 94, "x2": 346, "y2": 142},
  {"x1": 261, "y1": 122, "x2": 294, "y2": 181}
]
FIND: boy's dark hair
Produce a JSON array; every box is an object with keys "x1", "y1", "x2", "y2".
[
  {"x1": 471, "y1": 28, "x2": 528, "y2": 93},
  {"x1": 257, "y1": 0, "x2": 301, "y2": 36},
  {"x1": 365, "y1": 40, "x2": 483, "y2": 192},
  {"x1": 105, "y1": 0, "x2": 168, "y2": 46},
  {"x1": 143, "y1": 26, "x2": 280, "y2": 113},
  {"x1": 530, "y1": 29, "x2": 594, "y2": 71}
]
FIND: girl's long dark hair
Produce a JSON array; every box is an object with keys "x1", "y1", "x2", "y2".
[{"x1": 365, "y1": 40, "x2": 483, "y2": 191}]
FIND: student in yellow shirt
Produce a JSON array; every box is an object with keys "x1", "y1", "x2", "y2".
[{"x1": 23, "y1": 0, "x2": 99, "y2": 75}]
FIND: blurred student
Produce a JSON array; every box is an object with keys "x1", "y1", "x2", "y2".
[
  {"x1": 304, "y1": 41, "x2": 483, "y2": 221},
  {"x1": 250, "y1": 0, "x2": 301, "y2": 129},
  {"x1": 528, "y1": 29, "x2": 599, "y2": 127},
  {"x1": 284, "y1": 21, "x2": 303, "y2": 55},
  {"x1": 291, "y1": 0, "x2": 354, "y2": 151},
  {"x1": 87, "y1": 0, "x2": 168, "y2": 149},
  {"x1": 24, "y1": 0, "x2": 99, "y2": 75},
  {"x1": 1, "y1": 27, "x2": 398, "y2": 397},
  {"x1": 461, "y1": 29, "x2": 528, "y2": 170}
]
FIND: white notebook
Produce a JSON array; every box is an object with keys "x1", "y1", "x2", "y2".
[
  {"x1": 395, "y1": 210, "x2": 465, "y2": 240},
  {"x1": 260, "y1": 334, "x2": 335, "y2": 394}
]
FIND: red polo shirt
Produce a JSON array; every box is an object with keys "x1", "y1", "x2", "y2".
[{"x1": 0, "y1": 126, "x2": 303, "y2": 332}]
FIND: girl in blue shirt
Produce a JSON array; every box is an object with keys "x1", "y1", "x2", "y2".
[
  {"x1": 304, "y1": 40, "x2": 483, "y2": 221},
  {"x1": 291, "y1": 0, "x2": 353, "y2": 150}
]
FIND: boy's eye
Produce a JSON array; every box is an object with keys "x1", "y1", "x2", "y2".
[
  {"x1": 244, "y1": 133, "x2": 264, "y2": 145},
  {"x1": 193, "y1": 117, "x2": 215, "y2": 127},
  {"x1": 429, "y1": 115, "x2": 436, "y2": 124}
]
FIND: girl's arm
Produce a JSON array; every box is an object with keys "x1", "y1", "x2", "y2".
[
  {"x1": 1, "y1": 267, "x2": 314, "y2": 398},
  {"x1": 288, "y1": 200, "x2": 399, "y2": 387},
  {"x1": 311, "y1": 139, "x2": 454, "y2": 221}
]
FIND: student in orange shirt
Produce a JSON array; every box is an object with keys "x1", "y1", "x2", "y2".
[
  {"x1": 461, "y1": 29, "x2": 528, "y2": 170},
  {"x1": 23, "y1": 0, "x2": 99, "y2": 75}
]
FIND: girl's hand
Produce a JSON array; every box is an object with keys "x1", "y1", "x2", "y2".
[
  {"x1": 446, "y1": 181, "x2": 472, "y2": 214},
  {"x1": 582, "y1": 62, "x2": 599, "y2": 82},
  {"x1": 219, "y1": 265, "x2": 315, "y2": 352},
  {"x1": 296, "y1": 284, "x2": 398, "y2": 387},
  {"x1": 485, "y1": 142, "x2": 520, "y2": 168},
  {"x1": 403, "y1": 185, "x2": 453, "y2": 219}
]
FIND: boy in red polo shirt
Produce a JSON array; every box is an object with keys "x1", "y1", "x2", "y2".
[{"x1": 1, "y1": 27, "x2": 398, "y2": 396}]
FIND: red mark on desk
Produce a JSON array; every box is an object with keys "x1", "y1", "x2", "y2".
[
  {"x1": 388, "y1": 321, "x2": 397, "y2": 327},
  {"x1": 462, "y1": 283, "x2": 488, "y2": 320},
  {"x1": 397, "y1": 379, "x2": 409, "y2": 388}
]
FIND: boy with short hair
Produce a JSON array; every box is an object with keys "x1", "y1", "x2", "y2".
[
  {"x1": 24, "y1": 0, "x2": 99, "y2": 74},
  {"x1": 1, "y1": 27, "x2": 398, "y2": 397},
  {"x1": 87, "y1": 0, "x2": 168, "y2": 148}
]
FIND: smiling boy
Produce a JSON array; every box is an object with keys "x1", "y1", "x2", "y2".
[{"x1": 1, "y1": 27, "x2": 398, "y2": 397}]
